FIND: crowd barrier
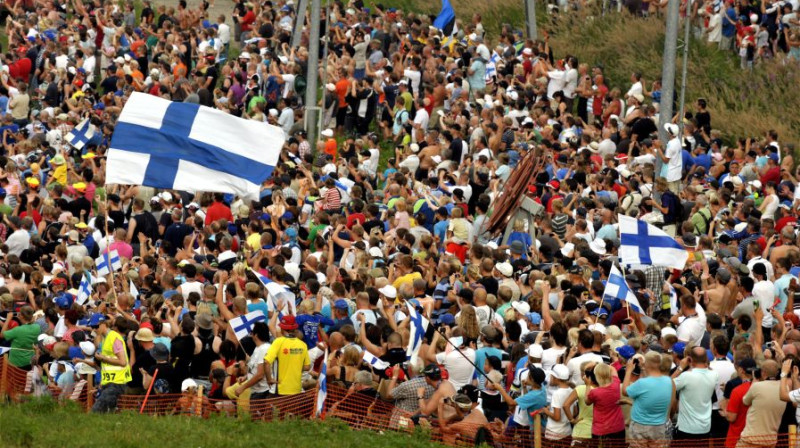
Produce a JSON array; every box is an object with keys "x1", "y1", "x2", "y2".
[{"x1": 0, "y1": 356, "x2": 796, "y2": 447}]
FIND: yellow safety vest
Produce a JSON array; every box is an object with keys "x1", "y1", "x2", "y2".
[{"x1": 100, "y1": 330, "x2": 132, "y2": 385}]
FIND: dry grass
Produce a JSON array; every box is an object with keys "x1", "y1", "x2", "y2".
[{"x1": 373, "y1": 0, "x2": 800, "y2": 144}]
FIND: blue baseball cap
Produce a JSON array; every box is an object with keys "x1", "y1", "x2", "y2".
[
  {"x1": 616, "y1": 345, "x2": 636, "y2": 360},
  {"x1": 260, "y1": 213, "x2": 271, "y2": 223},
  {"x1": 439, "y1": 314, "x2": 455, "y2": 326},
  {"x1": 526, "y1": 312, "x2": 542, "y2": 325},
  {"x1": 285, "y1": 227, "x2": 297, "y2": 239},
  {"x1": 281, "y1": 211, "x2": 294, "y2": 221},
  {"x1": 334, "y1": 299, "x2": 349, "y2": 310},
  {"x1": 87, "y1": 313, "x2": 107, "y2": 327},
  {"x1": 55, "y1": 292, "x2": 74, "y2": 309},
  {"x1": 672, "y1": 342, "x2": 687, "y2": 356}
]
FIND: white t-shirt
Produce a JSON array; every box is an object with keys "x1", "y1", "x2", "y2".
[
  {"x1": 542, "y1": 347, "x2": 567, "y2": 372},
  {"x1": 546, "y1": 387, "x2": 573, "y2": 438},
  {"x1": 665, "y1": 137, "x2": 683, "y2": 182},
  {"x1": 709, "y1": 358, "x2": 736, "y2": 410},
  {"x1": 753, "y1": 280, "x2": 776, "y2": 328},
  {"x1": 567, "y1": 352, "x2": 604, "y2": 386},
  {"x1": 248, "y1": 342, "x2": 274, "y2": 394},
  {"x1": 436, "y1": 347, "x2": 476, "y2": 390},
  {"x1": 676, "y1": 315, "x2": 704, "y2": 345},
  {"x1": 403, "y1": 69, "x2": 422, "y2": 96}
]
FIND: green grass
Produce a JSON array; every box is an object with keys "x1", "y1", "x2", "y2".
[{"x1": 0, "y1": 398, "x2": 445, "y2": 448}]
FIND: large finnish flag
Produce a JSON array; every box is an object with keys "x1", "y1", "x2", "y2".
[
  {"x1": 106, "y1": 92, "x2": 284, "y2": 199},
  {"x1": 603, "y1": 264, "x2": 643, "y2": 314},
  {"x1": 250, "y1": 268, "x2": 296, "y2": 316},
  {"x1": 618, "y1": 214, "x2": 688, "y2": 270}
]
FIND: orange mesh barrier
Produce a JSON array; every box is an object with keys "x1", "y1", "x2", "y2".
[{"x1": 1, "y1": 356, "x2": 796, "y2": 448}]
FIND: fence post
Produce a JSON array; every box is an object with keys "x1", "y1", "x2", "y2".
[
  {"x1": 790, "y1": 425, "x2": 797, "y2": 448},
  {"x1": 533, "y1": 413, "x2": 542, "y2": 448},
  {"x1": 0, "y1": 355, "x2": 8, "y2": 402},
  {"x1": 86, "y1": 375, "x2": 95, "y2": 412}
]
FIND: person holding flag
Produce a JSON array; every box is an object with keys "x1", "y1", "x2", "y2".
[{"x1": 229, "y1": 321, "x2": 274, "y2": 401}]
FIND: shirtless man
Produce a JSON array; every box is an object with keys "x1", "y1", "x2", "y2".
[{"x1": 703, "y1": 268, "x2": 732, "y2": 316}]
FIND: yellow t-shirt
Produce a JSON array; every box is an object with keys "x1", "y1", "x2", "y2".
[
  {"x1": 264, "y1": 336, "x2": 310, "y2": 395},
  {"x1": 392, "y1": 271, "x2": 422, "y2": 289},
  {"x1": 52, "y1": 165, "x2": 67, "y2": 185},
  {"x1": 247, "y1": 233, "x2": 262, "y2": 251}
]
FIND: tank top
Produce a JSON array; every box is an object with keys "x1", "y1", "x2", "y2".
[
  {"x1": 573, "y1": 385, "x2": 594, "y2": 439},
  {"x1": 190, "y1": 331, "x2": 217, "y2": 379}
]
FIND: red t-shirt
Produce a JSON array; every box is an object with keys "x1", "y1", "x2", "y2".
[
  {"x1": 205, "y1": 201, "x2": 233, "y2": 225},
  {"x1": 592, "y1": 84, "x2": 608, "y2": 118},
  {"x1": 588, "y1": 376, "x2": 626, "y2": 436},
  {"x1": 760, "y1": 166, "x2": 780, "y2": 185},
  {"x1": 8, "y1": 58, "x2": 32, "y2": 81},
  {"x1": 240, "y1": 10, "x2": 256, "y2": 31},
  {"x1": 725, "y1": 381, "x2": 752, "y2": 448}
]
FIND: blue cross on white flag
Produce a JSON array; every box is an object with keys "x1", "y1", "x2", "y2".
[
  {"x1": 95, "y1": 250, "x2": 122, "y2": 276},
  {"x1": 618, "y1": 214, "x2": 688, "y2": 270},
  {"x1": 315, "y1": 349, "x2": 328, "y2": 419},
  {"x1": 603, "y1": 265, "x2": 643, "y2": 314},
  {"x1": 76, "y1": 274, "x2": 93, "y2": 306},
  {"x1": 105, "y1": 92, "x2": 284, "y2": 199},
  {"x1": 230, "y1": 310, "x2": 266, "y2": 341},
  {"x1": 406, "y1": 302, "x2": 429, "y2": 365},
  {"x1": 362, "y1": 350, "x2": 390, "y2": 370},
  {"x1": 66, "y1": 118, "x2": 97, "y2": 150},
  {"x1": 251, "y1": 269, "x2": 296, "y2": 316}
]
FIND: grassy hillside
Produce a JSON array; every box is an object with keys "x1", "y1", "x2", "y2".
[
  {"x1": 0, "y1": 399, "x2": 444, "y2": 448},
  {"x1": 371, "y1": 0, "x2": 799, "y2": 144}
]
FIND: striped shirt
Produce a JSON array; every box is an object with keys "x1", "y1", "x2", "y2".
[{"x1": 323, "y1": 187, "x2": 341, "y2": 210}]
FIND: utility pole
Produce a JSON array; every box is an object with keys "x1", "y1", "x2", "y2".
[
  {"x1": 657, "y1": 0, "x2": 680, "y2": 174},
  {"x1": 524, "y1": 0, "x2": 537, "y2": 40},
  {"x1": 291, "y1": 0, "x2": 308, "y2": 49},
  {"x1": 677, "y1": 0, "x2": 692, "y2": 138},
  {"x1": 317, "y1": 0, "x2": 331, "y2": 140},
  {"x1": 304, "y1": 0, "x2": 321, "y2": 145}
]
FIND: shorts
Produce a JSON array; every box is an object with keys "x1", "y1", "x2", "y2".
[
  {"x1": 629, "y1": 421, "x2": 671, "y2": 448},
  {"x1": 91, "y1": 383, "x2": 127, "y2": 413}
]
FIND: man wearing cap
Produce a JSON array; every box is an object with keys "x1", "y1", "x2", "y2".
[
  {"x1": 264, "y1": 315, "x2": 310, "y2": 396},
  {"x1": 495, "y1": 365, "x2": 548, "y2": 429}
]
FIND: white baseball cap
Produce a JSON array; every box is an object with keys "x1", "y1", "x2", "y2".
[{"x1": 378, "y1": 285, "x2": 397, "y2": 299}]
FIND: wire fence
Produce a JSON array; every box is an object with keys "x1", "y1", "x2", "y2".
[{"x1": 0, "y1": 355, "x2": 796, "y2": 448}]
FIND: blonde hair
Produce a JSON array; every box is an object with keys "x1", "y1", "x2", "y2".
[
  {"x1": 457, "y1": 305, "x2": 480, "y2": 340},
  {"x1": 513, "y1": 219, "x2": 525, "y2": 232},
  {"x1": 594, "y1": 363, "x2": 614, "y2": 386},
  {"x1": 232, "y1": 262, "x2": 247, "y2": 279},
  {"x1": 298, "y1": 299, "x2": 314, "y2": 315},
  {"x1": 342, "y1": 345, "x2": 361, "y2": 367},
  {"x1": 196, "y1": 302, "x2": 212, "y2": 316}
]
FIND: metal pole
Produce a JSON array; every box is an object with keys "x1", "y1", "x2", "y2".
[
  {"x1": 304, "y1": 0, "x2": 321, "y2": 145},
  {"x1": 677, "y1": 0, "x2": 692, "y2": 138},
  {"x1": 317, "y1": 0, "x2": 331, "y2": 138},
  {"x1": 291, "y1": 0, "x2": 308, "y2": 49},
  {"x1": 657, "y1": 0, "x2": 680, "y2": 175},
  {"x1": 524, "y1": 0, "x2": 537, "y2": 40}
]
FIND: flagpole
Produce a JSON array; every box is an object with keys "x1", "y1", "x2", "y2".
[
  {"x1": 103, "y1": 192, "x2": 119, "y2": 307},
  {"x1": 314, "y1": 349, "x2": 328, "y2": 420},
  {"x1": 433, "y1": 327, "x2": 494, "y2": 384}
]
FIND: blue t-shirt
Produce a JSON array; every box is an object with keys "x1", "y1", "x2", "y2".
[
  {"x1": 474, "y1": 347, "x2": 504, "y2": 388},
  {"x1": 247, "y1": 300, "x2": 269, "y2": 316},
  {"x1": 722, "y1": 7, "x2": 737, "y2": 37},
  {"x1": 693, "y1": 153, "x2": 711, "y2": 172},
  {"x1": 295, "y1": 313, "x2": 335, "y2": 348},
  {"x1": 507, "y1": 231, "x2": 532, "y2": 259},
  {"x1": 515, "y1": 387, "x2": 547, "y2": 425},
  {"x1": 625, "y1": 375, "x2": 673, "y2": 425},
  {"x1": 434, "y1": 220, "x2": 449, "y2": 246}
]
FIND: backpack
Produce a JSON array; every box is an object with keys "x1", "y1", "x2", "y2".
[{"x1": 694, "y1": 208, "x2": 712, "y2": 234}]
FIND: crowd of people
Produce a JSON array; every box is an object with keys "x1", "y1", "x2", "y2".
[{"x1": 0, "y1": 0, "x2": 799, "y2": 447}]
